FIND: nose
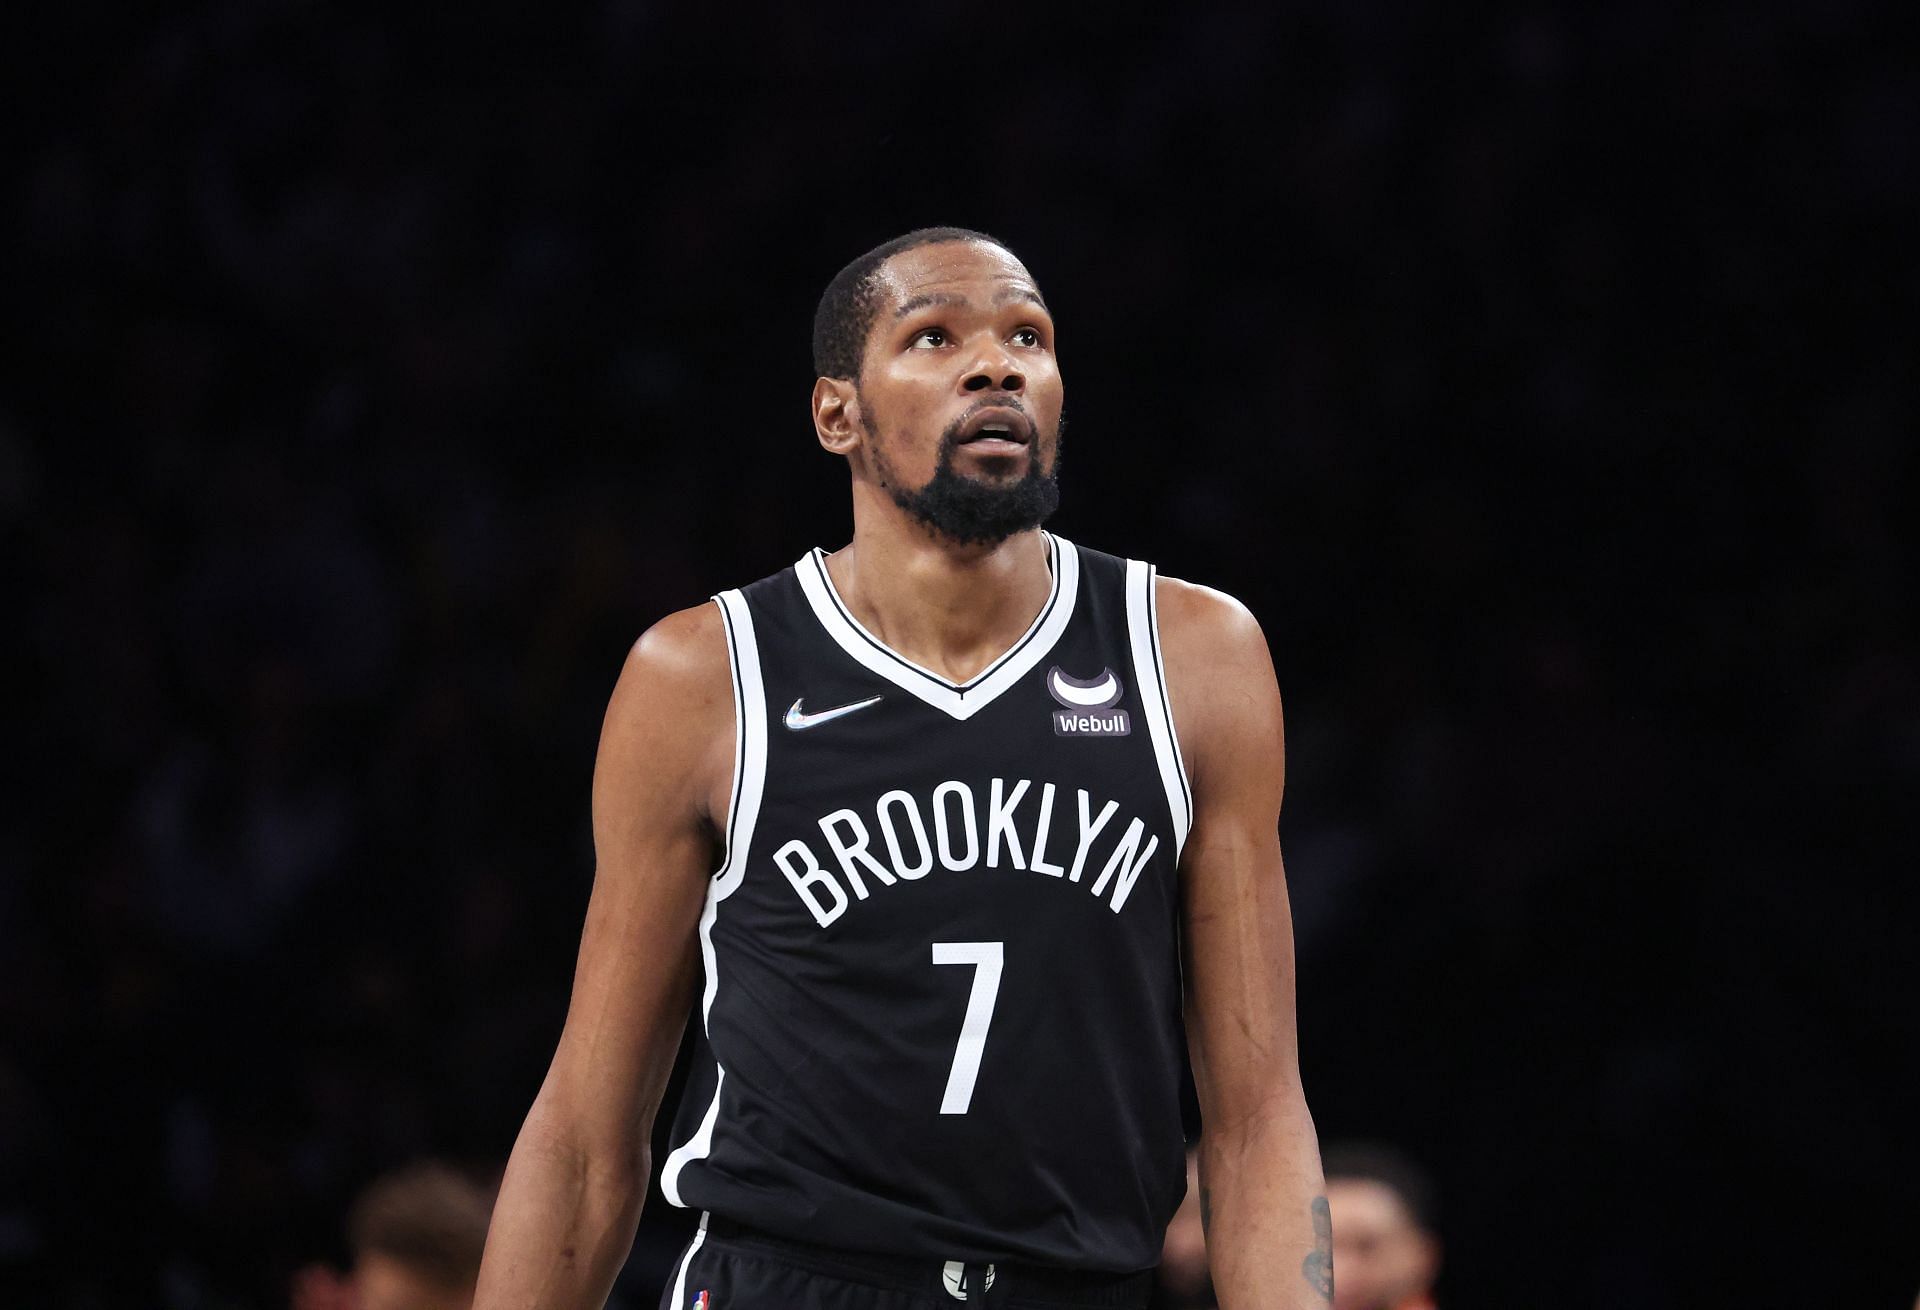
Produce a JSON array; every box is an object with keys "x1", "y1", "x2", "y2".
[{"x1": 961, "y1": 339, "x2": 1024, "y2": 394}]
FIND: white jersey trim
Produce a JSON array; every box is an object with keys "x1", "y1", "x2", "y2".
[
  {"x1": 1125, "y1": 560, "x2": 1193, "y2": 862},
  {"x1": 660, "y1": 590, "x2": 767, "y2": 1208},
  {"x1": 667, "y1": 1211, "x2": 709, "y2": 1309},
  {"x1": 794, "y1": 533, "x2": 1081, "y2": 721}
]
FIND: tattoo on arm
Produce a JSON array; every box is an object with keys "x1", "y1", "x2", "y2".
[{"x1": 1301, "y1": 1195, "x2": 1333, "y2": 1302}]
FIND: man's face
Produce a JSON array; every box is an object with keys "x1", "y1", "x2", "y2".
[
  {"x1": 1327, "y1": 1179, "x2": 1440, "y2": 1310},
  {"x1": 353, "y1": 1253, "x2": 473, "y2": 1310},
  {"x1": 850, "y1": 240, "x2": 1065, "y2": 545},
  {"x1": 1157, "y1": 1150, "x2": 1212, "y2": 1305}
]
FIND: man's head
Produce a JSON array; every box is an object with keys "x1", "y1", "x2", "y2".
[
  {"x1": 811, "y1": 228, "x2": 1065, "y2": 548},
  {"x1": 1156, "y1": 1147, "x2": 1213, "y2": 1307},
  {"x1": 346, "y1": 1162, "x2": 495, "y2": 1310},
  {"x1": 1323, "y1": 1142, "x2": 1443, "y2": 1310}
]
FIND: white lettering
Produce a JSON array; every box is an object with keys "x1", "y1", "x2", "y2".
[
  {"x1": 931, "y1": 781, "x2": 980, "y2": 871},
  {"x1": 1067, "y1": 790, "x2": 1121, "y2": 883},
  {"x1": 1030, "y1": 783, "x2": 1065, "y2": 877},
  {"x1": 1090, "y1": 818, "x2": 1160, "y2": 912},
  {"x1": 985, "y1": 777, "x2": 1031, "y2": 869},
  {"x1": 781, "y1": 784, "x2": 1166, "y2": 925},
  {"x1": 817, "y1": 809, "x2": 896, "y2": 899},
  {"x1": 876, "y1": 789, "x2": 934, "y2": 880},
  {"x1": 774, "y1": 838, "x2": 848, "y2": 927}
]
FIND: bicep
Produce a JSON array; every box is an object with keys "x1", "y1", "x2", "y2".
[
  {"x1": 1162, "y1": 583, "x2": 1303, "y2": 1126},
  {"x1": 535, "y1": 608, "x2": 733, "y2": 1156}
]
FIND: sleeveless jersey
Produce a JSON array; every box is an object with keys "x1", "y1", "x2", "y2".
[{"x1": 660, "y1": 534, "x2": 1193, "y2": 1273}]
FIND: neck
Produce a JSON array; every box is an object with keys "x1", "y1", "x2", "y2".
[{"x1": 824, "y1": 490, "x2": 1053, "y2": 685}]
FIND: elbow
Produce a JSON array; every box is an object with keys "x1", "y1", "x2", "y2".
[
  {"x1": 1202, "y1": 1083, "x2": 1317, "y2": 1146},
  {"x1": 516, "y1": 1097, "x2": 651, "y2": 1216}
]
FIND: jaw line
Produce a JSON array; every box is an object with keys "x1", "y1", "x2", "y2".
[{"x1": 857, "y1": 406, "x2": 1064, "y2": 547}]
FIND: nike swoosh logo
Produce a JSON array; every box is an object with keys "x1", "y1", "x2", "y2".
[
  {"x1": 784, "y1": 694, "x2": 884, "y2": 731},
  {"x1": 1046, "y1": 666, "x2": 1121, "y2": 708}
]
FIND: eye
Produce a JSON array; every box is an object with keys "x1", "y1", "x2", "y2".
[
  {"x1": 1010, "y1": 327, "x2": 1042, "y2": 348},
  {"x1": 909, "y1": 328, "x2": 948, "y2": 349}
]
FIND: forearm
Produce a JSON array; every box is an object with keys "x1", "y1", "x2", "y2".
[
  {"x1": 473, "y1": 1103, "x2": 648, "y2": 1310},
  {"x1": 1199, "y1": 1091, "x2": 1329, "y2": 1310}
]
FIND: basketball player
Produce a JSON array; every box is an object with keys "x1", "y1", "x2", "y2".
[{"x1": 472, "y1": 229, "x2": 1328, "y2": 1309}]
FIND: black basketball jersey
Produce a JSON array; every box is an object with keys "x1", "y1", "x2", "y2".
[{"x1": 660, "y1": 534, "x2": 1194, "y2": 1274}]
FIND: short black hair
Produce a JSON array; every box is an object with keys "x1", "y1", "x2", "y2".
[
  {"x1": 812, "y1": 226, "x2": 1012, "y2": 380},
  {"x1": 346, "y1": 1161, "x2": 494, "y2": 1289},
  {"x1": 1321, "y1": 1140, "x2": 1441, "y2": 1235}
]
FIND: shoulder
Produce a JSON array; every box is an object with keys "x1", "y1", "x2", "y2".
[
  {"x1": 1150, "y1": 573, "x2": 1283, "y2": 796},
  {"x1": 596, "y1": 601, "x2": 736, "y2": 824},
  {"x1": 1071, "y1": 539, "x2": 1268, "y2": 668},
  {"x1": 623, "y1": 599, "x2": 733, "y2": 689},
  {"x1": 1153, "y1": 573, "x2": 1277, "y2": 697},
  {"x1": 609, "y1": 600, "x2": 735, "y2": 725}
]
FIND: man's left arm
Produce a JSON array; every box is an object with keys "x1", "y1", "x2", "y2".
[{"x1": 1159, "y1": 577, "x2": 1329, "y2": 1309}]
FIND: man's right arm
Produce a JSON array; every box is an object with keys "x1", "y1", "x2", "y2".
[{"x1": 473, "y1": 603, "x2": 735, "y2": 1310}]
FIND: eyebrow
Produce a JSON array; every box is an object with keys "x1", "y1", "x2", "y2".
[
  {"x1": 892, "y1": 286, "x2": 1050, "y2": 319},
  {"x1": 893, "y1": 292, "x2": 965, "y2": 319}
]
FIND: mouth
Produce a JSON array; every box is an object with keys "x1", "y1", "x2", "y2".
[{"x1": 954, "y1": 407, "x2": 1034, "y2": 456}]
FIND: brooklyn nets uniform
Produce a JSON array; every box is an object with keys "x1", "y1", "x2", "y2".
[{"x1": 660, "y1": 534, "x2": 1193, "y2": 1305}]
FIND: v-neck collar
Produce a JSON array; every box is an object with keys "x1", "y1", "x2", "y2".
[{"x1": 793, "y1": 533, "x2": 1080, "y2": 721}]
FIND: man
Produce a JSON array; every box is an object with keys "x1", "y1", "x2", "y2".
[
  {"x1": 472, "y1": 227, "x2": 1326, "y2": 1309},
  {"x1": 294, "y1": 1161, "x2": 496, "y2": 1310},
  {"x1": 1323, "y1": 1143, "x2": 1441, "y2": 1310},
  {"x1": 1153, "y1": 1148, "x2": 1215, "y2": 1308}
]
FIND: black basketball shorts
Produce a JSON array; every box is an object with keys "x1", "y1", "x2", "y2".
[{"x1": 659, "y1": 1216, "x2": 1154, "y2": 1310}]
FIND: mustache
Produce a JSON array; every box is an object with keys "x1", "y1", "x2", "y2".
[{"x1": 938, "y1": 400, "x2": 1045, "y2": 452}]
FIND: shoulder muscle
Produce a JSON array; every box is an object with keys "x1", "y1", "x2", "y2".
[
  {"x1": 1152, "y1": 575, "x2": 1284, "y2": 811},
  {"x1": 594, "y1": 600, "x2": 736, "y2": 845}
]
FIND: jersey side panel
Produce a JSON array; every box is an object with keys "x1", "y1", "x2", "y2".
[{"x1": 660, "y1": 589, "x2": 768, "y2": 1204}]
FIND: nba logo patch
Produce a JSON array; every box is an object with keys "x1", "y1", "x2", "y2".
[{"x1": 690, "y1": 1291, "x2": 710, "y2": 1310}]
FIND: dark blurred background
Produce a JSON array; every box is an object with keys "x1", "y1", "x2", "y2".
[{"x1": 4, "y1": 2, "x2": 1916, "y2": 1307}]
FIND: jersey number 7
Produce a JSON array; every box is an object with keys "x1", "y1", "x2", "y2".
[{"x1": 931, "y1": 942, "x2": 1004, "y2": 1115}]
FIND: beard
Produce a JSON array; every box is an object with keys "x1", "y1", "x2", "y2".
[{"x1": 866, "y1": 408, "x2": 1064, "y2": 548}]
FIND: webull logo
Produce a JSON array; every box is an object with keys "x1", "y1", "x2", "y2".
[{"x1": 1046, "y1": 666, "x2": 1130, "y2": 737}]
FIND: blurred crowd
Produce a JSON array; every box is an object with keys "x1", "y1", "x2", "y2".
[
  {"x1": 290, "y1": 1163, "x2": 494, "y2": 1310},
  {"x1": 3, "y1": 1, "x2": 1915, "y2": 1307},
  {"x1": 1154, "y1": 1143, "x2": 1443, "y2": 1310}
]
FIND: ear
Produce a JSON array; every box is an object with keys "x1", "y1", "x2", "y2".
[{"x1": 813, "y1": 376, "x2": 863, "y2": 457}]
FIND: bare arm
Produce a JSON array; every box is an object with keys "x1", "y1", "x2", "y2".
[
  {"x1": 1160, "y1": 577, "x2": 1329, "y2": 1309},
  {"x1": 473, "y1": 603, "x2": 735, "y2": 1310}
]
